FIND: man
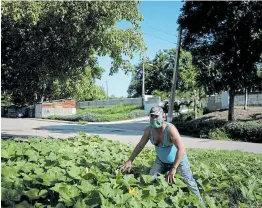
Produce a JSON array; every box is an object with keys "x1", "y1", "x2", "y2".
[{"x1": 120, "y1": 106, "x2": 203, "y2": 203}]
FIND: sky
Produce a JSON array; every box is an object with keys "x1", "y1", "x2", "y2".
[{"x1": 96, "y1": 1, "x2": 184, "y2": 97}]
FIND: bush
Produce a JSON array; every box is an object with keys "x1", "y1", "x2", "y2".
[
  {"x1": 173, "y1": 117, "x2": 226, "y2": 138},
  {"x1": 225, "y1": 122, "x2": 262, "y2": 143},
  {"x1": 173, "y1": 116, "x2": 262, "y2": 143},
  {"x1": 46, "y1": 112, "x2": 104, "y2": 122},
  {"x1": 208, "y1": 128, "x2": 229, "y2": 140},
  {"x1": 126, "y1": 110, "x2": 148, "y2": 119},
  {"x1": 46, "y1": 114, "x2": 82, "y2": 122}
]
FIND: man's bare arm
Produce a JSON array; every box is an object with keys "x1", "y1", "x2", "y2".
[
  {"x1": 169, "y1": 125, "x2": 186, "y2": 170},
  {"x1": 128, "y1": 127, "x2": 150, "y2": 162}
]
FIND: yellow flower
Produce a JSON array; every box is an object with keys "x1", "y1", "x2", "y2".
[{"x1": 129, "y1": 188, "x2": 137, "y2": 195}]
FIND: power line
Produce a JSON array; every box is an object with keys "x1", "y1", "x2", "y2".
[
  {"x1": 144, "y1": 32, "x2": 176, "y2": 44},
  {"x1": 145, "y1": 25, "x2": 178, "y2": 37}
]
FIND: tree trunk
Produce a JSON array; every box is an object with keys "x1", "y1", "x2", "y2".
[
  {"x1": 244, "y1": 88, "x2": 248, "y2": 110},
  {"x1": 194, "y1": 90, "x2": 197, "y2": 119},
  {"x1": 228, "y1": 89, "x2": 235, "y2": 121}
]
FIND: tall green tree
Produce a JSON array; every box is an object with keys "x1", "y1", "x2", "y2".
[
  {"x1": 178, "y1": 1, "x2": 262, "y2": 121},
  {"x1": 127, "y1": 49, "x2": 202, "y2": 99},
  {"x1": 1, "y1": 1, "x2": 144, "y2": 104}
]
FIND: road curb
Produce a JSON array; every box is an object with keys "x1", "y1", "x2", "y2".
[{"x1": 26, "y1": 116, "x2": 149, "y2": 125}]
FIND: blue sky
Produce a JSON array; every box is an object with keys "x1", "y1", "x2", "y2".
[{"x1": 96, "y1": 1, "x2": 183, "y2": 97}]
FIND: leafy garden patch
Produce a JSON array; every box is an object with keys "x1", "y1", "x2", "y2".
[{"x1": 1, "y1": 134, "x2": 262, "y2": 207}]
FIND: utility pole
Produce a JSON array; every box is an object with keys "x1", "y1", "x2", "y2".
[
  {"x1": 105, "y1": 81, "x2": 108, "y2": 99},
  {"x1": 167, "y1": 27, "x2": 182, "y2": 122},
  {"x1": 142, "y1": 51, "x2": 145, "y2": 109}
]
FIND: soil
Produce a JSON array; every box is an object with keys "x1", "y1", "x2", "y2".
[{"x1": 200, "y1": 107, "x2": 262, "y2": 123}]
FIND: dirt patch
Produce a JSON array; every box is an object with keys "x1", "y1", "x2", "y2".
[{"x1": 199, "y1": 107, "x2": 262, "y2": 123}]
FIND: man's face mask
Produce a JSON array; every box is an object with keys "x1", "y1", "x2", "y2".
[{"x1": 150, "y1": 114, "x2": 163, "y2": 128}]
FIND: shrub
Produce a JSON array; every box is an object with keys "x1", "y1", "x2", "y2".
[
  {"x1": 173, "y1": 116, "x2": 262, "y2": 143},
  {"x1": 225, "y1": 122, "x2": 262, "y2": 143},
  {"x1": 208, "y1": 128, "x2": 229, "y2": 140},
  {"x1": 127, "y1": 110, "x2": 148, "y2": 119},
  {"x1": 46, "y1": 112, "x2": 103, "y2": 122},
  {"x1": 173, "y1": 117, "x2": 226, "y2": 138},
  {"x1": 46, "y1": 114, "x2": 82, "y2": 122}
]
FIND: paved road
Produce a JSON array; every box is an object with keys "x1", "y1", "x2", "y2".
[{"x1": 1, "y1": 117, "x2": 262, "y2": 154}]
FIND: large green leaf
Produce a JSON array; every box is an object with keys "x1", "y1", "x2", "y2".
[
  {"x1": 23, "y1": 188, "x2": 48, "y2": 200},
  {"x1": 2, "y1": 187, "x2": 22, "y2": 202},
  {"x1": 140, "y1": 174, "x2": 154, "y2": 184},
  {"x1": 74, "y1": 199, "x2": 87, "y2": 208},
  {"x1": 15, "y1": 200, "x2": 33, "y2": 208},
  {"x1": 78, "y1": 180, "x2": 95, "y2": 193},
  {"x1": 67, "y1": 165, "x2": 82, "y2": 179},
  {"x1": 1, "y1": 144, "x2": 16, "y2": 158},
  {"x1": 50, "y1": 183, "x2": 80, "y2": 206},
  {"x1": 112, "y1": 193, "x2": 132, "y2": 205},
  {"x1": 2, "y1": 166, "x2": 20, "y2": 179},
  {"x1": 20, "y1": 162, "x2": 38, "y2": 173}
]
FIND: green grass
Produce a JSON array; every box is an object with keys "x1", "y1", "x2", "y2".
[
  {"x1": 76, "y1": 103, "x2": 141, "y2": 115},
  {"x1": 46, "y1": 103, "x2": 147, "y2": 122}
]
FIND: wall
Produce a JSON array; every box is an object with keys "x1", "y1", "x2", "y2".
[
  {"x1": 35, "y1": 104, "x2": 42, "y2": 118},
  {"x1": 235, "y1": 93, "x2": 262, "y2": 106},
  {"x1": 35, "y1": 99, "x2": 76, "y2": 118},
  {"x1": 77, "y1": 96, "x2": 162, "y2": 114},
  {"x1": 144, "y1": 97, "x2": 161, "y2": 114},
  {"x1": 206, "y1": 92, "x2": 262, "y2": 112},
  {"x1": 77, "y1": 98, "x2": 143, "y2": 109}
]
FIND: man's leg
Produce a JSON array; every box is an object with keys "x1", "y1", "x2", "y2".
[
  {"x1": 176, "y1": 161, "x2": 204, "y2": 203},
  {"x1": 149, "y1": 156, "x2": 167, "y2": 178}
]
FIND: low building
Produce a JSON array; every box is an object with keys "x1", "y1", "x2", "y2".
[{"x1": 35, "y1": 99, "x2": 76, "y2": 118}]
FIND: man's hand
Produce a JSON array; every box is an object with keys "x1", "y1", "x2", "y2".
[
  {"x1": 120, "y1": 160, "x2": 132, "y2": 173},
  {"x1": 167, "y1": 167, "x2": 176, "y2": 184}
]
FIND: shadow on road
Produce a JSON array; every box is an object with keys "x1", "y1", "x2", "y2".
[
  {"x1": 36, "y1": 121, "x2": 149, "y2": 136},
  {"x1": 1, "y1": 120, "x2": 149, "y2": 139}
]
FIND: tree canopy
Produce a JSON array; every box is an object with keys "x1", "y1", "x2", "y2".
[
  {"x1": 127, "y1": 49, "x2": 201, "y2": 100},
  {"x1": 1, "y1": 1, "x2": 144, "y2": 104},
  {"x1": 178, "y1": 1, "x2": 262, "y2": 120}
]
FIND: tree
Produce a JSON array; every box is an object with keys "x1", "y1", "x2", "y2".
[
  {"x1": 128, "y1": 49, "x2": 204, "y2": 118},
  {"x1": 178, "y1": 1, "x2": 262, "y2": 121},
  {"x1": 1, "y1": 1, "x2": 144, "y2": 104},
  {"x1": 128, "y1": 49, "x2": 201, "y2": 97},
  {"x1": 52, "y1": 66, "x2": 106, "y2": 102},
  {"x1": 127, "y1": 57, "x2": 153, "y2": 98}
]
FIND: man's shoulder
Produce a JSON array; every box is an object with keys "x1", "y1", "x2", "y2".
[
  {"x1": 165, "y1": 122, "x2": 174, "y2": 128},
  {"x1": 166, "y1": 122, "x2": 177, "y2": 133}
]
